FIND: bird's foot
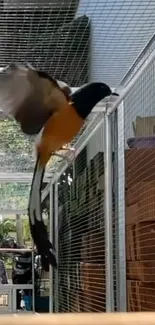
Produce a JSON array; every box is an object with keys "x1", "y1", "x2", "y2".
[
  {"x1": 61, "y1": 145, "x2": 76, "y2": 162},
  {"x1": 61, "y1": 145, "x2": 75, "y2": 152},
  {"x1": 53, "y1": 146, "x2": 76, "y2": 164}
]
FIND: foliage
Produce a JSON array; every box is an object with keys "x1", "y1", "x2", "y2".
[
  {"x1": 0, "y1": 119, "x2": 32, "y2": 153},
  {"x1": 0, "y1": 183, "x2": 30, "y2": 211},
  {"x1": 0, "y1": 118, "x2": 35, "y2": 173},
  {"x1": 0, "y1": 118, "x2": 34, "y2": 211},
  {"x1": 0, "y1": 218, "x2": 15, "y2": 264},
  {"x1": 0, "y1": 218, "x2": 16, "y2": 242}
]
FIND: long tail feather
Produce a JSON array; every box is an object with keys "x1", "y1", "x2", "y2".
[{"x1": 28, "y1": 156, "x2": 57, "y2": 271}]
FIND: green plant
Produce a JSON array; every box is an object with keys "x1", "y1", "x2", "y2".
[{"x1": 0, "y1": 218, "x2": 16, "y2": 242}]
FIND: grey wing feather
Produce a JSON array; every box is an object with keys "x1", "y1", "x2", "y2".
[{"x1": 0, "y1": 64, "x2": 71, "y2": 135}]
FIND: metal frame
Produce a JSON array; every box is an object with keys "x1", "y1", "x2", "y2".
[
  {"x1": 0, "y1": 284, "x2": 33, "y2": 313},
  {"x1": 0, "y1": 288, "x2": 12, "y2": 313},
  {"x1": 31, "y1": 244, "x2": 35, "y2": 313},
  {"x1": 49, "y1": 185, "x2": 54, "y2": 313},
  {"x1": 0, "y1": 210, "x2": 28, "y2": 215},
  {"x1": 54, "y1": 182, "x2": 59, "y2": 312},
  {"x1": 115, "y1": 102, "x2": 127, "y2": 311},
  {"x1": 104, "y1": 112, "x2": 114, "y2": 312},
  {"x1": 0, "y1": 173, "x2": 51, "y2": 183}
]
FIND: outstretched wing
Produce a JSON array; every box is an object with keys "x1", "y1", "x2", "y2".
[{"x1": 0, "y1": 63, "x2": 71, "y2": 135}]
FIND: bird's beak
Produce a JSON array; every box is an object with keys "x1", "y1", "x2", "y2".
[{"x1": 111, "y1": 92, "x2": 119, "y2": 96}]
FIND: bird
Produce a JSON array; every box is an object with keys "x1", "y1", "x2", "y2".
[{"x1": 28, "y1": 81, "x2": 119, "y2": 270}]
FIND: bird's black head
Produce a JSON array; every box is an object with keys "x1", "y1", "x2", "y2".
[{"x1": 71, "y1": 82, "x2": 112, "y2": 119}]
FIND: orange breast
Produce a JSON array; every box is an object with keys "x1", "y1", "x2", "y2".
[{"x1": 37, "y1": 103, "x2": 84, "y2": 165}]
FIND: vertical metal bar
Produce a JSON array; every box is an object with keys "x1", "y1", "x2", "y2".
[
  {"x1": 104, "y1": 112, "x2": 114, "y2": 312},
  {"x1": 49, "y1": 185, "x2": 53, "y2": 313},
  {"x1": 12, "y1": 288, "x2": 16, "y2": 312},
  {"x1": 72, "y1": 160, "x2": 76, "y2": 180},
  {"x1": 31, "y1": 244, "x2": 35, "y2": 312},
  {"x1": 54, "y1": 182, "x2": 59, "y2": 312},
  {"x1": 113, "y1": 109, "x2": 119, "y2": 311},
  {"x1": 116, "y1": 102, "x2": 127, "y2": 311}
]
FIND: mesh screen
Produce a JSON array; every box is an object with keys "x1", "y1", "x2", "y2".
[
  {"x1": 0, "y1": 0, "x2": 155, "y2": 86},
  {"x1": 56, "y1": 126, "x2": 108, "y2": 312},
  {"x1": 123, "y1": 50, "x2": 155, "y2": 311},
  {"x1": 0, "y1": 8, "x2": 89, "y2": 86}
]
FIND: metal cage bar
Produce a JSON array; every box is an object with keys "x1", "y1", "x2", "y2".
[
  {"x1": 49, "y1": 185, "x2": 54, "y2": 313},
  {"x1": 115, "y1": 102, "x2": 126, "y2": 311},
  {"x1": 54, "y1": 182, "x2": 59, "y2": 312},
  {"x1": 104, "y1": 113, "x2": 114, "y2": 312}
]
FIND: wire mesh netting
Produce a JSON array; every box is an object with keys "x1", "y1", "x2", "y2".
[
  {"x1": 0, "y1": 0, "x2": 155, "y2": 314},
  {"x1": 1, "y1": 0, "x2": 155, "y2": 86},
  {"x1": 57, "y1": 145, "x2": 106, "y2": 312},
  {"x1": 122, "y1": 41, "x2": 155, "y2": 311}
]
